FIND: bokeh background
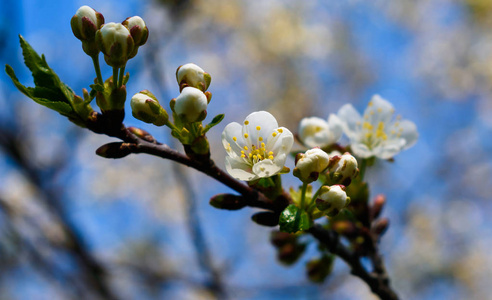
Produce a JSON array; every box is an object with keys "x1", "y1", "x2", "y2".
[{"x1": 1, "y1": 0, "x2": 491, "y2": 299}]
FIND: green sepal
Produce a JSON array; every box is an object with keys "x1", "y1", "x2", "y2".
[
  {"x1": 279, "y1": 204, "x2": 311, "y2": 233},
  {"x1": 90, "y1": 83, "x2": 105, "y2": 92},
  {"x1": 203, "y1": 113, "x2": 224, "y2": 133}
]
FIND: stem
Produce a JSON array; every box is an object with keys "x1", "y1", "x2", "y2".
[
  {"x1": 92, "y1": 55, "x2": 104, "y2": 85},
  {"x1": 113, "y1": 67, "x2": 119, "y2": 87},
  {"x1": 359, "y1": 158, "x2": 367, "y2": 182},
  {"x1": 118, "y1": 66, "x2": 126, "y2": 88},
  {"x1": 300, "y1": 182, "x2": 308, "y2": 209}
]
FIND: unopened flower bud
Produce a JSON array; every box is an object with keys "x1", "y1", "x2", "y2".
[
  {"x1": 293, "y1": 148, "x2": 330, "y2": 183},
  {"x1": 71, "y1": 6, "x2": 104, "y2": 41},
  {"x1": 96, "y1": 22, "x2": 134, "y2": 68},
  {"x1": 176, "y1": 63, "x2": 211, "y2": 92},
  {"x1": 122, "y1": 16, "x2": 149, "y2": 58},
  {"x1": 298, "y1": 115, "x2": 342, "y2": 148},
  {"x1": 316, "y1": 185, "x2": 349, "y2": 217},
  {"x1": 71, "y1": 6, "x2": 105, "y2": 56},
  {"x1": 173, "y1": 87, "x2": 208, "y2": 123},
  {"x1": 209, "y1": 193, "x2": 246, "y2": 210},
  {"x1": 306, "y1": 255, "x2": 335, "y2": 283},
  {"x1": 327, "y1": 152, "x2": 359, "y2": 186},
  {"x1": 130, "y1": 90, "x2": 168, "y2": 126}
]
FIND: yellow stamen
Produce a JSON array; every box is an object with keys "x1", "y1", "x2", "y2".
[
  {"x1": 243, "y1": 146, "x2": 248, "y2": 150},
  {"x1": 278, "y1": 128, "x2": 283, "y2": 133},
  {"x1": 244, "y1": 120, "x2": 249, "y2": 125},
  {"x1": 232, "y1": 136, "x2": 237, "y2": 142},
  {"x1": 256, "y1": 126, "x2": 261, "y2": 130},
  {"x1": 272, "y1": 132, "x2": 277, "y2": 137},
  {"x1": 244, "y1": 133, "x2": 249, "y2": 138},
  {"x1": 268, "y1": 155, "x2": 274, "y2": 160},
  {"x1": 259, "y1": 137, "x2": 263, "y2": 141}
]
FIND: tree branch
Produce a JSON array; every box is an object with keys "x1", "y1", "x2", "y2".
[{"x1": 88, "y1": 118, "x2": 398, "y2": 299}]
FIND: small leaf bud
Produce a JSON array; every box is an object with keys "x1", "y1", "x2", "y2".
[
  {"x1": 209, "y1": 193, "x2": 247, "y2": 210},
  {"x1": 316, "y1": 185, "x2": 349, "y2": 217},
  {"x1": 96, "y1": 142, "x2": 132, "y2": 158},
  {"x1": 372, "y1": 218, "x2": 390, "y2": 237},
  {"x1": 293, "y1": 148, "x2": 330, "y2": 183},
  {"x1": 327, "y1": 152, "x2": 359, "y2": 186},
  {"x1": 130, "y1": 90, "x2": 168, "y2": 126},
  {"x1": 251, "y1": 211, "x2": 280, "y2": 227},
  {"x1": 122, "y1": 16, "x2": 149, "y2": 58},
  {"x1": 174, "y1": 87, "x2": 208, "y2": 123},
  {"x1": 176, "y1": 63, "x2": 211, "y2": 92},
  {"x1": 96, "y1": 22, "x2": 134, "y2": 68},
  {"x1": 127, "y1": 127, "x2": 156, "y2": 143}
]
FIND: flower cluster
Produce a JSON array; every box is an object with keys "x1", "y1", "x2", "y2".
[{"x1": 71, "y1": 6, "x2": 148, "y2": 67}]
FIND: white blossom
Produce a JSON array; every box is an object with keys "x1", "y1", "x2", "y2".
[
  {"x1": 337, "y1": 95, "x2": 418, "y2": 159},
  {"x1": 298, "y1": 115, "x2": 342, "y2": 148},
  {"x1": 222, "y1": 111, "x2": 294, "y2": 181}
]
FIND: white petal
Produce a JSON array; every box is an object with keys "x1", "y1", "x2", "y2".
[
  {"x1": 222, "y1": 122, "x2": 245, "y2": 158},
  {"x1": 242, "y1": 111, "x2": 278, "y2": 147},
  {"x1": 372, "y1": 139, "x2": 404, "y2": 159},
  {"x1": 252, "y1": 159, "x2": 282, "y2": 178},
  {"x1": 351, "y1": 143, "x2": 374, "y2": 158},
  {"x1": 337, "y1": 104, "x2": 362, "y2": 139},
  {"x1": 269, "y1": 127, "x2": 294, "y2": 156},
  {"x1": 364, "y1": 95, "x2": 394, "y2": 125},
  {"x1": 399, "y1": 120, "x2": 418, "y2": 150},
  {"x1": 225, "y1": 156, "x2": 257, "y2": 181},
  {"x1": 327, "y1": 114, "x2": 343, "y2": 143}
]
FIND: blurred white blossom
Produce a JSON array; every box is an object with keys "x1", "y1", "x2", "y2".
[{"x1": 337, "y1": 95, "x2": 418, "y2": 159}]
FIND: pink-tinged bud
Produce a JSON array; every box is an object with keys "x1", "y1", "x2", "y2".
[
  {"x1": 316, "y1": 185, "x2": 349, "y2": 217},
  {"x1": 96, "y1": 22, "x2": 134, "y2": 68},
  {"x1": 71, "y1": 6, "x2": 104, "y2": 41},
  {"x1": 370, "y1": 194, "x2": 386, "y2": 221},
  {"x1": 176, "y1": 63, "x2": 212, "y2": 92},
  {"x1": 122, "y1": 16, "x2": 149, "y2": 58},
  {"x1": 173, "y1": 87, "x2": 208, "y2": 123},
  {"x1": 293, "y1": 148, "x2": 330, "y2": 183}
]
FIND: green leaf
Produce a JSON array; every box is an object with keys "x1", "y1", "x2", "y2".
[
  {"x1": 203, "y1": 113, "x2": 224, "y2": 133},
  {"x1": 279, "y1": 204, "x2": 311, "y2": 233},
  {"x1": 5, "y1": 36, "x2": 82, "y2": 122}
]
